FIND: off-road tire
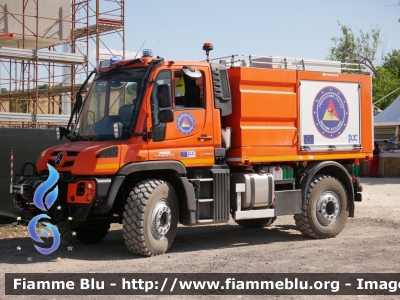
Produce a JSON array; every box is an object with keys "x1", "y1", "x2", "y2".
[
  {"x1": 235, "y1": 217, "x2": 277, "y2": 228},
  {"x1": 294, "y1": 175, "x2": 348, "y2": 238},
  {"x1": 57, "y1": 222, "x2": 110, "y2": 244},
  {"x1": 122, "y1": 179, "x2": 178, "y2": 256}
]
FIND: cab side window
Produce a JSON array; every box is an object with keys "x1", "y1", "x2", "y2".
[{"x1": 174, "y1": 69, "x2": 204, "y2": 109}]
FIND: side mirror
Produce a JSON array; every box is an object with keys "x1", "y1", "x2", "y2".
[
  {"x1": 56, "y1": 126, "x2": 70, "y2": 140},
  {"x1": 158, "y1": 109, "x2": 174, "y2": 123},
  {"x1": 156, "y1": 84, "x2": 172, "y2": 108}
]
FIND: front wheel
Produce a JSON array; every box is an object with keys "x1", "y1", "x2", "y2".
[
  {"x1": 122, "y1": 179, "x2": 178, "y2": 256},
  {"x1": 294, "y1": 175, "x2": 348, "y2": 238},
  {"x1": 57, "y1": 222, "x2": 110, "y2": 244}
]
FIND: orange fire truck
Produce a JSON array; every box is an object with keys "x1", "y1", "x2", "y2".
[{"x1": 12, "y1": 43, "x2": 372, "y2": 256}]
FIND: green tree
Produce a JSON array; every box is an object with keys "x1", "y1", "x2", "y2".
[
  {"x1": 327, "y1": 22, "x2": 381, "y2": 77},
  {"x1": 328, "y1": 23, "x2": 400, "y2": 110},
  {"x1": 382, "y1": 49, "x2": 400, "y2": 78},
  {"x1": 372, "y1": 67, "x2": 400, "y2": 109},
  {"x1": 10, "y1": 99, "x2": 28, "y2": 113}
]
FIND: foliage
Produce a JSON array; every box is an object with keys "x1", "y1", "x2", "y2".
[
  {"x1": 328, "y1": 22, "x2": 400, "y2": 110},
  {"x1": 10, "y1": 99, "x2": 28, "y2": 113},
  {"x1": 126, "y1": 82, "x2": 137, "y2": 96},
  {"x1": 327, "y1": 22, "x2": 381, "y2": 77},
  {"x1": 382, "y1": 49, "x2": 400, "y2": 78},
  {"x1": 373, "y1": 67, "x2": 400, "y2": 109},
  {"x1": 38, "y1": 84, "x2": 48, "y2": 90}
]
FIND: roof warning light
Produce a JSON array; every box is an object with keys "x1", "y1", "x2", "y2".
[{"x1": 142, "y1": 49, "x2": 153, "y2": 58}]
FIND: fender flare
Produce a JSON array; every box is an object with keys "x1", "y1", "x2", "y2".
[
  {"x1": 296, "y1": 161, "x2": 355, "y2": 217},
  {"x1": 117, "y1": 160, "x2": 187, "y2": 175},
  {"x1": 93, "y1": 161, "x2": 195, "y2": 214}
]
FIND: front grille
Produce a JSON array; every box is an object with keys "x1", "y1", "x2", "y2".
[
  {"x1": 48, "y1": 150, "x2": 80, "y2": 169},
  {"x1": 63, "y1": 161, "x2": 74, "y2": 167},
  {"x1": 67, "y1": 151, "x2": 79, "y2": 157}
]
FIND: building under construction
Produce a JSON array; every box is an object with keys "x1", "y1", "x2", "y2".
[{"x1": 0, "y1": 0, "x2": 125, "y2": 128}]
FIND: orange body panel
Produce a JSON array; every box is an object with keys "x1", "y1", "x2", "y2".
[
  {"x1": 225, "y1": 67, "x2": 373, "y2": 165},
  {"x1": 146, "y1": 63, "x2": 219, "y2": 168},
  {"x1": 36, "y1": 139, "x2": 147, "y2": 175}
]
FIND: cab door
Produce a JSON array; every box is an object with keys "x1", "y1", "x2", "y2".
[{"x1": 147, "y1": 66, "x2": 215, "y2": 167}]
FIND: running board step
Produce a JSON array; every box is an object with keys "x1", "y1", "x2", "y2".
[
  {"x1": 198, "y1": 199, "x2": 213, "y2": 203},
  {"x1": 198, "y1": 219, "x2": 214, "y2": 223},
  {"x1": 233, "y1": 209, "x2": 275, "y2": 220},
  {"x1": 189, "y1": 178, "x2": 214, "y2": 182}
]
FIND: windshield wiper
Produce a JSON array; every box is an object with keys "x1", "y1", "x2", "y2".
[{"x1": 71, "y1": 134, "x2": 89, "y2": 141}]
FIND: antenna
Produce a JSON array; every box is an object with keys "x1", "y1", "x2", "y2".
[
  {"x1": 154, "y1": 40, "x2": 159, "y2": 56},
  {"x1": 134, "y1": 40, "x2": 147, "y2": 59}
]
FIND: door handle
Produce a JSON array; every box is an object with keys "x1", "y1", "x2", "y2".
[{"x1": 198, "y1": 135, "x2": 213, "y2": 141}]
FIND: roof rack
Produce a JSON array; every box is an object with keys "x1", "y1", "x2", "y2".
[
  {"x1": 204, "y1": 53, "x2": 367, "y2": 74},
  {"x1": 242, "y1": 54, "x2": 367, "y2": 73}
]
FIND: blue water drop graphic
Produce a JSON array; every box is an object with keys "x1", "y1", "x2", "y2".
[
  {"x1": 33, "y1": 164, "x2": 59, "y2": 211},
  {"x1": 27, "y1": 214, "x2": 60, "y2": 255}
]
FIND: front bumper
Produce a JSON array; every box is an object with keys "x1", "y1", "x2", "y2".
[{"x1": 12, "y1": 175, "x2": 113, "y2": 222}]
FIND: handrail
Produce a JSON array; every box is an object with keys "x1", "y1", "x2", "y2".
[
  {"x1": 201, "y1": 53, "x2": 368, "y2": 73},
  {"x1": 242, "y1": 54, "x2": 367, "y2": 73}
]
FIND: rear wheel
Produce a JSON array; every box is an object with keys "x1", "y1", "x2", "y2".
[
  {"x1": 122, "y1": 179, "x2": 178, "y2": 256},
  {"x1": 294, "y1": 175, "x2": 348, "y2": 238},
  {"x1": 57, "y1": 222, "x2": 110, "y2": 244},
  {"x1": 235, "y1": 217, "x2": 276, "y2": 228}
]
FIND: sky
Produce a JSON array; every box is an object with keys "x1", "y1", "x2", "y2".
[{"x1": 96, "y1": 0, "x2": 400, "y2": 65}]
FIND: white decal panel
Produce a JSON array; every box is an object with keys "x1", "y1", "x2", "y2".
[{"x1": 300, "y1": 80, "x2": 360, "y2": 151}]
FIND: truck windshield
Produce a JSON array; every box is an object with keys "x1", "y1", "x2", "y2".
[{"x1": 71, "y1": 68, "x2": 147, "y2": 140}]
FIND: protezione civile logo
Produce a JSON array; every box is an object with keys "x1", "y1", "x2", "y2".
[{"x1": 27, "y1": 164, "x2": 61, "y2": 255}]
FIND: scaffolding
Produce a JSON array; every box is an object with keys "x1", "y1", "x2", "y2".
[{"x1": 0, "y1": 0, "x2": 125, "y2": 128}]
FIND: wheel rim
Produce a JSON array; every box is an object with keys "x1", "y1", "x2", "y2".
[
  {"x1": 316, "y1": 191, "x2": 340, "y2": 226},
  {"x1": 150, "y1": 200, "x2": 172, "y2": 240}
]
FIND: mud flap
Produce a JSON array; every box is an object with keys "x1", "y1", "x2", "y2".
[{"x1": 275, "y1": 190, "x2": 302, "y2": 215}]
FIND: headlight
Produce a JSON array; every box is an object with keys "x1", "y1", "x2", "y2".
[{"x1": 96, "y1": 146, "x2": 118, "y2": 158}]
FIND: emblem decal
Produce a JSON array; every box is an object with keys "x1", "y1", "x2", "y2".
[
  {"x1": 176, "y1": 112, "x2": 195, "y2": 135},
  {"x1": 180, "y1": 151, "x2": 196, "y2": 158},
  {"x1": 55, "y1": 152, "x2": 63, "y2": 166},
  {"x1": 154, "y1": 151, "x2": 174, "y2": 158},
  {"x1": 313, "y1": 86, "x2": 349, "y2": 139},
  {"x1": 303, "y1": 135, "x2": 314, "y2": 145}
]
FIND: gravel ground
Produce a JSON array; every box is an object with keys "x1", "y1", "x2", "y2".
[{"x1": 1, "y1": 177, "x2": 400, "y2": 300}]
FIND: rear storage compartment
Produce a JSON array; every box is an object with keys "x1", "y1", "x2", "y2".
[{"x1": 224, "y1": 67, "x2": 373, "y2": 164}]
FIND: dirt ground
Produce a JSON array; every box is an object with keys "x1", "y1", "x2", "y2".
[{"x1": 1, "y1": 177, "x2": 400, "y2": 300}]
